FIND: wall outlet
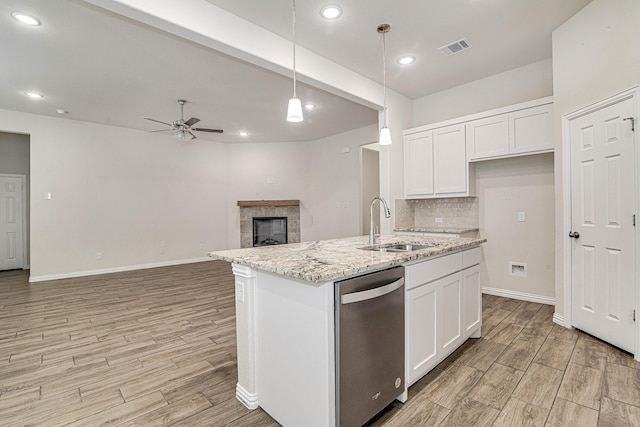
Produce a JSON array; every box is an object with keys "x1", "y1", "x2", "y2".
[
  {"x1": 199, "y1": 243, "x2": 204, "y2": 250},
  {"x1": 518, "y1": 212, "x2": 526, "y2": 222},
  {"x1": 509, "y1": 262, "x2": 528, "y2": 277},
  {"x1": 435, "y1": 217, "x2": 443, "y2": 223},
  {"x1": 96, "y1": 252, "x2": 102, "y2": 260}
]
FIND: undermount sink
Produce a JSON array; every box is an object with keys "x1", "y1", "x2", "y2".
[{"x1": 362, "y1": 243, "x2": 437, "y2": 253}]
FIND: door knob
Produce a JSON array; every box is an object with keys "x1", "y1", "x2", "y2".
[{"x1": 569, "y1": 231, "x2": 580, "y2": 239}]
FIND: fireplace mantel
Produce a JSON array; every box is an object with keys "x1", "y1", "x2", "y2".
[{"x1": 237, "y1": 200, "x2": 300, "y2": 207}]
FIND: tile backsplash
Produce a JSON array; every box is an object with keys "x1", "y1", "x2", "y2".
[{"x1": 395, "y1": 197, "x2": 479, "y2": 230}]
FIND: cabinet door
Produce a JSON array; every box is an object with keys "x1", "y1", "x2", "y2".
[
  {"x1": 466, "y1": 114, "x2": 509, "y2": 160},
  {"x1": 440, "y1": 273, "x2": 463, "y2": 355},
  {"x1": 433, "y1": 125, "x2": 467, "y2": 195},
  {"x1": 407, "y1": 281, "x2": 438, "y2": 385},
  {"x1": 462, "y1": 265, "x2": 481, "y2": 339},
  {"x1": 509, "y1": 104, "x2": 553, "y2": 154},
  {"x1": 403, "y1": 132, "x2": 434, "y2": 197}
]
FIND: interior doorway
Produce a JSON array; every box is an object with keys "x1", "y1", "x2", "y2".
[
  {"x1": 360, "y1": 142, "x2": 380, "y2": 236},
  {"x1": 0, "y1": 132, "x2": 30, "y2": 270}
]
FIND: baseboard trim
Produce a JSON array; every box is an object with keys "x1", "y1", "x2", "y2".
[
  {"x1": 552, "y1": 313, "x2": 567, "y2": 327},
  {"x1": 28, "y1": 257, "x2": 212, "y2": 283},
  {"x1": 236, "y1": 383, "x2": 259, "y2": 410},
  {"x1": 482, "y1": 286, "x2": 555, "y2": 306}
]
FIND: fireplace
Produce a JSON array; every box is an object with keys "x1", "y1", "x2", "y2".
[
  {"x1": 253, "y1": 217, "x2": 288, "y2": 247},
  {"x1": 238, "y1": 200, "x2": 301, "y2": 248}
]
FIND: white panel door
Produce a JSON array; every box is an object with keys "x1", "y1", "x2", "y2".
[
  {"x1": 433, "y1": 124, "x2": 467, "y2": 195},
  {"x1": 0, "y1": 176, "x2": 24, "y2": 270},
  {"x1": 570, "y1": 96, "x2": 636, "y2": 353},
  {"x1": 404, "y1": 132, "x2": 434, "y2": 197}
]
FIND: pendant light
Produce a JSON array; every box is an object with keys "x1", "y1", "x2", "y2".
[
  {"x1": 286, "y1": 0, "x2": 303, "y2": 122},
  {"x1": 377, "y1": 24, "x2": 392, "y2": 145}
]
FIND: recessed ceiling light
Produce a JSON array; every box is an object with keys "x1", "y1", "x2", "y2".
[
  {"x1": 239, "y1": 131, "x2": 248, "y2": 137},
  {"x1": 12, "y1": 12, "x2": 41, "y2": 26},
  {"x1": 398, "y1": 56, "x2": 415, "y2": 65},
  {"x1": 25, "y1": 91, "x2": 43, "y2": 99},
  {"x1": 304, "y1": 103, "x2": 316, "y2": 110},
  {"x1": 320, "y1": 5, "x2": 342, "y2": 19},
  {"x1": 56, "y1": 108, "x2": 68, "y2": 114}
]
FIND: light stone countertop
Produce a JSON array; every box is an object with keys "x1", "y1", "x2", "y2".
[
  {"x1": 208, "y1": 234, "x2": 486, "y2": 283},
  {"x1": 394, "y1": 227, "x2": 479, "y2": 234}
]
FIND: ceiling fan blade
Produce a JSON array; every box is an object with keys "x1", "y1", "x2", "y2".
[
  {"x1": 144, "y1": 117, "x2": 173, "y2": 126},
  {"x1": 192, "y1": 128, "x2": 224, "y2": 133},
  {"x1": 188, "y1": 130, "x2": 197, "y2": 140},
  {"x1": 184, "y1": 117, "x2": 200, "y2": 127},
  {"x1": 149, "y1": 128, "x2": 174, "y2": 133}
]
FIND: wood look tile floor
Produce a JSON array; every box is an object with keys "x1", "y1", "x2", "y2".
[{"x1": 1, "y1": 261, "x2": 639, "y2": 426}]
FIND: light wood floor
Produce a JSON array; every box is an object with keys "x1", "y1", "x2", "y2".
[{"x1": 1, "y1": 262, "x2": 639, "y2": 426}]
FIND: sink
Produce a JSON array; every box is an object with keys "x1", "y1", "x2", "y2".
[{"x1": 362, "y1": 243, "x2": 437, "y2": 253}]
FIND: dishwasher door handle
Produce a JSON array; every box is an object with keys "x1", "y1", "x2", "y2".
[{"x1": 341, "y1": 278, "x2": 404, "y2": 305}]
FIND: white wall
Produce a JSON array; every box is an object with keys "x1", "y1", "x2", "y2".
[
  {"x1": 0, "y1": 107, "x2": 378, "y2": 279},
  {"x1": 0, "y1": 132, "x2": 30, "y2": 266},
  {"x1": 413, "y1": 59, "x2": 553, "y2": 126},
  {"x1": 0, "y1": 109, "x2": 228, "y2": 280},
  {"x1": 410, "y1": 60, "x2": 555, "y2": 301},
  {"x1": 305, "y1": 125, "x2": 378, "y2": 241},
  {"x1": 551, "y1": 0, "x2": 640, "y2": 317},
  {"x1": 475, "y1": 153, "x2": 555, "y2": 300}
]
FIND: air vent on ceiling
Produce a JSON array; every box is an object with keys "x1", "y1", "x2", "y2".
[{"x1": 438, "y1": 38, "x2": 472, "y2": 56}]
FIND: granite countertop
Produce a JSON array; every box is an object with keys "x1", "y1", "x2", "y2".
[
  {"x1": 394, "y1": 227, "x2": 479, "y2": 234},
  {"x1": 208, "y1": 234, "x2": 486, "y2": 283}
]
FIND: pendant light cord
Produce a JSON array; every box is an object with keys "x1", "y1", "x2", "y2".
[
  {"x1": 292, "y1": 0, "x2": 297, "y2": 98},
  {"x1": 382, "y1": 27, "x2": 388, "y2": 127}
]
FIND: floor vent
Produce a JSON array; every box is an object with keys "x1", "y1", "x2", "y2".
[{"x1": 438, "y1": 38, "x2": 472, "y2": 56}]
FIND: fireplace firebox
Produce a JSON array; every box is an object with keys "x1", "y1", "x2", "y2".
[{"x1": 253, "y1": 217, "x2": 288, "y2": 247}]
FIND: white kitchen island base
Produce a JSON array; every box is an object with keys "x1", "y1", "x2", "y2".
[
  {"x1": 211, "y1": 235, "x2": 486, "y2": 427},
  {"x1": 234, "y1": 266, "x2": 339, "y2": 426}
]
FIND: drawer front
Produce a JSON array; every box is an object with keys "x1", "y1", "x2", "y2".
[
  {"x1": 463, "y1": 247, "x2": 481, "y2": 269},
  {"x1": 405, "y1": 252, "x2": 463, "y2": 290}
]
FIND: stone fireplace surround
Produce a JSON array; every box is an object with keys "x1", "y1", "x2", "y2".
[{"x1": 238, "y1": 200, "x2": 301, "y2": 249}]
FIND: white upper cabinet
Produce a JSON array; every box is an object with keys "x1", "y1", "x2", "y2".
[
  {"x1": 404, "y1": 132, "x2": 434, "y2": 197},
  {"x1": 466, "y1": 101, "x2": 554, "y2": 161},
  {"x1": 466, "y1": 114, "x2": 509, "y2": 160},
  {"x1": 509, "y1": 104, "x2": 554, "y2": 155},
  {"x1": 403, "y1": 124, "x2": 473, "y2": 199},
  {"x1": 433, "y1": 124, "x2": 467, "y2": 195}
]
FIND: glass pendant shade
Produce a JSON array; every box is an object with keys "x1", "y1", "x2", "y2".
[
  {"x1": 379, "y1": 126, "x2": 392, "y2": 146},
  {"x1": 175, "y1": 130, "x2": 194, "y2": 141},
  {"x1": 287, "y1": 97, "x2": 303, "y2": 122}
]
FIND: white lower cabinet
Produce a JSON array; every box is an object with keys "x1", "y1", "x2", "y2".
[{"x1": 405, "y1": 248, "x2": 481, "y2": 386}]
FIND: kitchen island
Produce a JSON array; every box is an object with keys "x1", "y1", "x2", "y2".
[{"x1": 208, "y1": 234, "x2": 485, "y2": 427}]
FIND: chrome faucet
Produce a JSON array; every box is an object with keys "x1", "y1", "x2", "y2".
[{"x1": 369, "y1": 197, "x2": 391, "y2": 245}]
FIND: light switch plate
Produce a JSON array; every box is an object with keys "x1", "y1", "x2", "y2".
[{"x1": 518, "y1": 212, "x2": 526, "y2": 222}]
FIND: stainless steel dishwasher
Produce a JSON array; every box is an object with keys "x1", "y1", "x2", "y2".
[{"x1": 335, "y1": 266, "x2": 404, "y2": 427}]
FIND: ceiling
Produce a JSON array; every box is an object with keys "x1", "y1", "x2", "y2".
[{"x1": 0, "y1": 0, "x2": 591, "y2": 143}]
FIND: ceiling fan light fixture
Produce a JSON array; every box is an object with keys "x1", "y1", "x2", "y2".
[
  {"x1": 174, "y1": 129, "x2": 194, "y2": 141},
  {"x1": 286, "y1": 0, "x2": 303, "y2": 123}
]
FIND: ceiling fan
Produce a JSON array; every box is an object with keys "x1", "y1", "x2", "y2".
[{"x1": 144, "y1": 99, "x2": 223, "y2": 140}]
